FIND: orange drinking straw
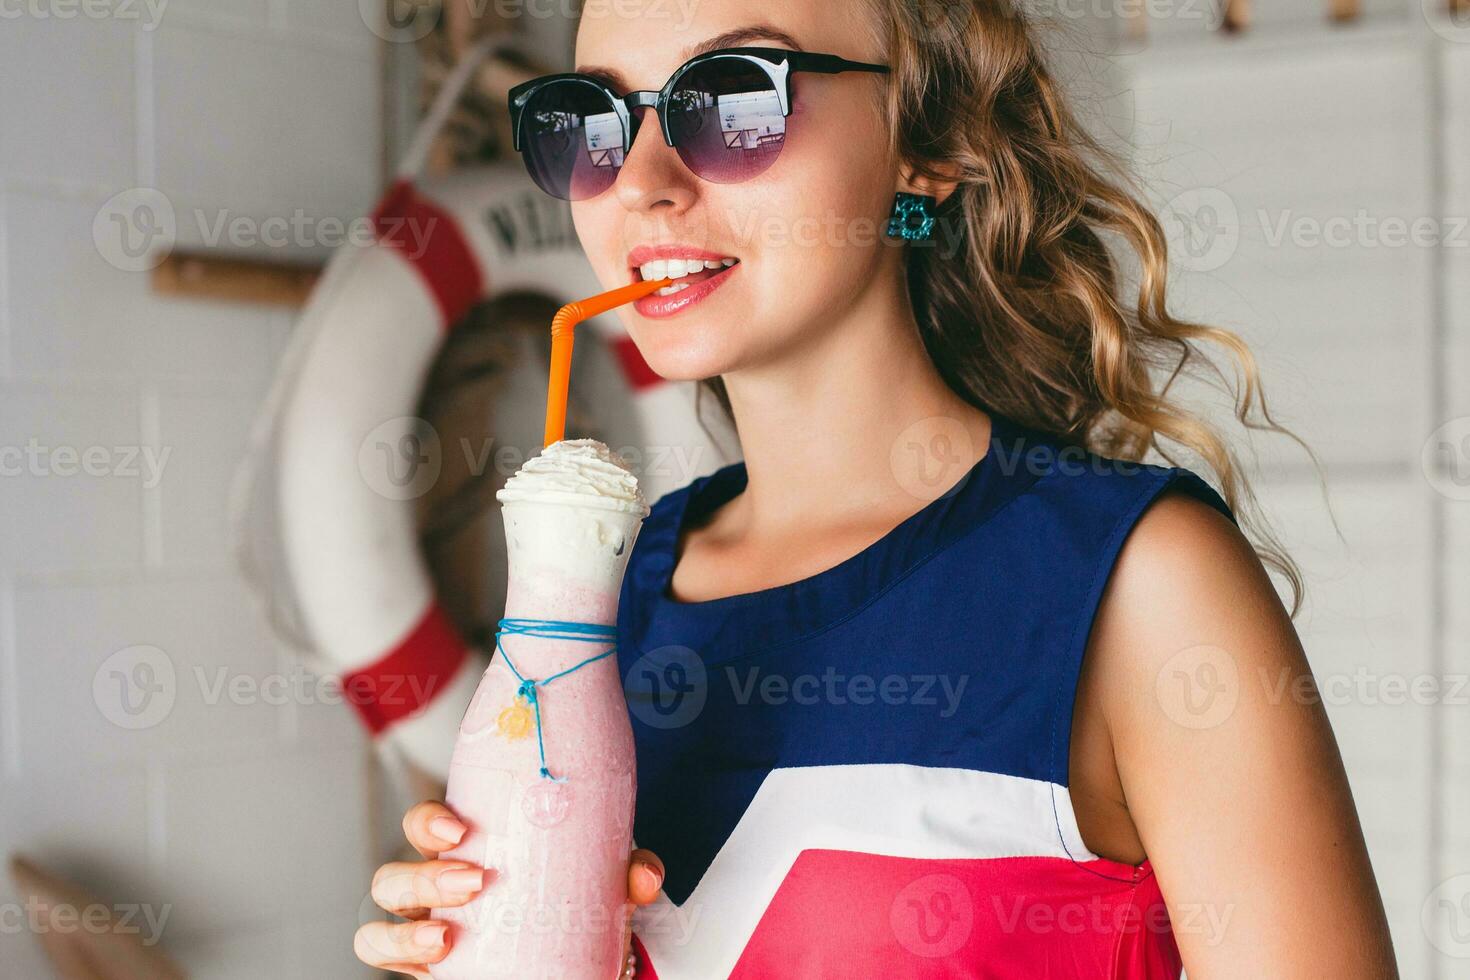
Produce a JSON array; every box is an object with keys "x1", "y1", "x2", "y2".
[{"x1": 544, "y1": 277, "x2": 674, "y2": 447}]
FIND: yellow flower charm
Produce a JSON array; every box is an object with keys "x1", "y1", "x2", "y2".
[{"x1": 496, "y1": 696, "x2": 534, "y2": 741}]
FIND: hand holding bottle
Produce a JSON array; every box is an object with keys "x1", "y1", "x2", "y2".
[{"x1": 354, "y1": 800, "x2": 665, "y2": 979}]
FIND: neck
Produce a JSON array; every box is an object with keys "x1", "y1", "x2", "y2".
[{"x1": 718, "y1": 274, "x2": 990, "y2": 535}]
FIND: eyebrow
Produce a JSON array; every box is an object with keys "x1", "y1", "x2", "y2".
[{"x1": 576, "y1": 24, "x2": 804, "y2": 90}]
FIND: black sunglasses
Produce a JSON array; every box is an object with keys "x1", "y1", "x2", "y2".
[{"x1": 509, "y1": 46, "x2": 890, "y2": 201}]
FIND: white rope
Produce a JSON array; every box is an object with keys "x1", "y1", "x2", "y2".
[{"x1": 396, "y1": 38, "x2": 500, "y2": 181}]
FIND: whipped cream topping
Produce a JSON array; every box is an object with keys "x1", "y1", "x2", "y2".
[{"x1": 496, "y1": 439, "x2": 649, "y2": 516}]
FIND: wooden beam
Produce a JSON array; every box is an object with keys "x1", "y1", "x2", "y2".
[
  {"x1": 151, "y1": 251, "x2": 322, "y2": 308},
  {"x1": 1221, "y1": 0, "x2": 1250, "y2": 32},
  {"x1": 1121, "y1": 0, "x2": 1149, "y2": 44},
  {"x1": 9, "y1": 855, "x2": 187, "y2": 980}
]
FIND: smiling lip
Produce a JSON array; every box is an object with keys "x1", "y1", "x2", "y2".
[{"x1": 627, "y1": 244, "x2": 741, "y2": 319}]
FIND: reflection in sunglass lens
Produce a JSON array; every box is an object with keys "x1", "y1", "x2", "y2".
[
  {"x1": 522, "y1": 80, "x2": 626, "y2": 201},
  {"x1": 668, "y1": 57, "x2": 786, "y2": 184}
]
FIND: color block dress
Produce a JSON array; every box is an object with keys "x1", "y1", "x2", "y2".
[{"x1": 616, "y1": 412, "x2": 1234, "y2": 979}]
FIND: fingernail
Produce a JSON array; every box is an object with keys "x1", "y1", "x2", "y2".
[
  {"x1": 637, "y1": 864, "x2": 662, "y2": 893},
  {"x1": 439, "y1": 868, "x2": 484, "y2": 894},
  {"x1": 430, "y1": 817, "x2": 466, "y2": 845},
  {"x1": 414, "y1": 922, "x2": 447, "y2": 948}
]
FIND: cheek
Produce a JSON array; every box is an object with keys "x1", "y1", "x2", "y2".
[
  {"x1": 774, "y1": 94, "x2": 896, "y2": 246},
  {"x1": 790, "y1": 79, "x2": 892, "y2": 185},
  {"x1": 734, "y1": 113, "x2": 894, "y2": 302}
]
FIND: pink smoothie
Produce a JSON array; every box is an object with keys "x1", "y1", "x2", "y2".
[{"x1": 431, "y1": 441, "x2": 647, "y2": 980}]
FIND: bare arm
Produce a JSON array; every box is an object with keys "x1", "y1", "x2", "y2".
[{"x1": 1085, "y1": 493, "x2": 1396, "y2": 978}]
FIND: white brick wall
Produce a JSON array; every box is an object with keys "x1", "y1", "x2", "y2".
[
  {"x1": 1432, "y1": 31, "x2": 1470, "y2": 980},
  {"x1": 1118, "y1": 10, "x2": 1469, "y2": 978},
  {"x1": 0, "y1": 2, "x2": 382, "y2": 977}
]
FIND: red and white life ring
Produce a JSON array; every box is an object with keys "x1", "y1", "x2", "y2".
[
  {"x1": 273, "y1": 163, "x2": 733, "y2": 779},
  {"x1": 244, "y1": 44, "x2": 734, "y2": 779}
]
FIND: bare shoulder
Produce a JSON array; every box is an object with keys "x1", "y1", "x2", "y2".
[
  {"x1": 1091, "y1": 486, "x2": 1290, "y2": 678},
  {"x1": 1079, "y1": 485, "x2": 1398, "y2": 976},
  {"x1": 1110, "y1": 487, "x2": 1265, "y2": 610}
]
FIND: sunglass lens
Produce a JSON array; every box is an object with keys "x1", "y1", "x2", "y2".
[
  {"x1": 667, "y1": 58, "x2": 786, "y2": 184},
  {"x1": 520, "y1": 80, "x2": 626, "y2": 201}
]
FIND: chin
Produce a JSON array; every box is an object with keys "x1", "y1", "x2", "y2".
[
  {"x1": 633, "y1": 346, "x2": 732, "y2": 384},
  {"x1": 624, "y1": 324, "x2": 739, "y2": 384}
]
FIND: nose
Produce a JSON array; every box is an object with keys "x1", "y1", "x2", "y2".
[{"x1": 614, "y1": 106, "x2": 699, "y2": 217}]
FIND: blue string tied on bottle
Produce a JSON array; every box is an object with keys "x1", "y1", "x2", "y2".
[{"x1": 493, "y1": 617, "x2": 618, "y2": 783}]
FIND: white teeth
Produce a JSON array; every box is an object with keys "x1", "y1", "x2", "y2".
[
  {"x1": 656, "y1": 282, "x2": 690, "y2": 296},
  {"x1": 638, "y1": 257, "x2": 739, "y2": 281}
]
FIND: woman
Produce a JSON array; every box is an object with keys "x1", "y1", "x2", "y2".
[{"x1": 355, "y1": 0, "x2": 1397, "y2": 976}]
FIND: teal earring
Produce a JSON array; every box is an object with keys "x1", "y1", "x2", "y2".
[{"x1": 887, "y1": 192, "x2": 937, "y2": 242}]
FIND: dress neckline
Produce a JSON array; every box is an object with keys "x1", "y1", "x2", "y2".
[{"x1": 638, "y1": 412, "x2": 1042, "y2": 643}]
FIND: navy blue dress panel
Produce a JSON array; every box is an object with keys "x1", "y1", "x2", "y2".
[{"x1": 617, "y1": 413, "x2": 1234, "y2": 904}]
